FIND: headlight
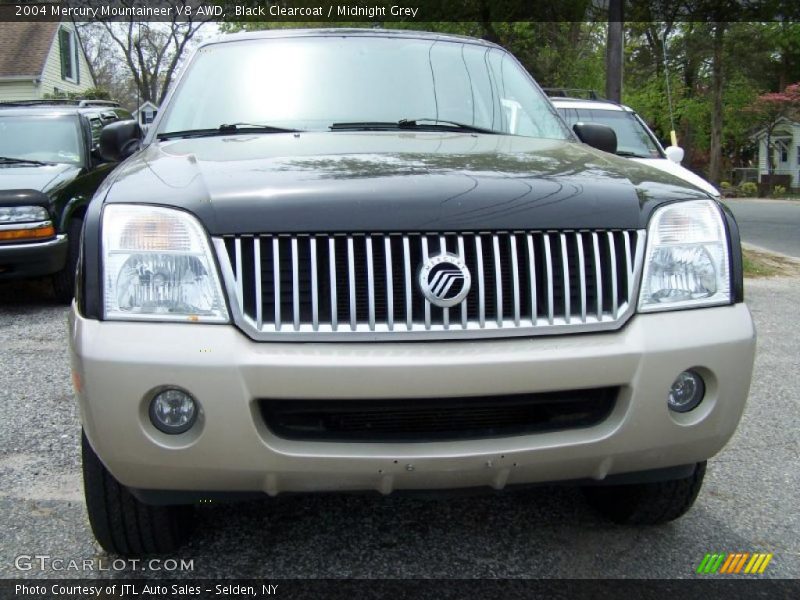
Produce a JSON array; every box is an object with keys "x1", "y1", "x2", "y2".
[
  {"x1": 638, "y1": 199, "x2": 731, "y2": 312},
  {"x1": 0, "y1": 205, "x2": 49, "y2": 223},
  {"x1": 102, "y1": 204, "x2": 229, "y2": 322}
]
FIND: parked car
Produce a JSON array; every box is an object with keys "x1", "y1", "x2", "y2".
[
  {"x1": 548, "y1": 92, "x2": 720, "y2": 197},
  {"x1": 0, "y1": 100, "x2": 130, "y2": 302},
  {"x1": 70, "y1": 29, "x2": 755, "y2": 555}
]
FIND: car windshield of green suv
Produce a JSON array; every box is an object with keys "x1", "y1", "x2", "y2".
[
  {"x1": 158, "y1": 36, "x2": 571, "y2": 140},
  {"x1": 556, "y1": 107, "x2": 661, "y2": 158},
  {"x1": 0, "y1": 115, "x2": 82, "y2": 165}
]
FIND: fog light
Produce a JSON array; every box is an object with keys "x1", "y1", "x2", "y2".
[
  {"x1": 149, "y1": 388, "x2": 197, "y2": 434},
  {"x1": 667, "y1": 371, "x2": 705, "y2": 413}
]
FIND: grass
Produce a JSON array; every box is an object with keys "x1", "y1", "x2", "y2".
[
  {"x1": 743, "y1": 251, "x2": 778, "y2": 277},
  {"x1": 742, "y1": 246, "x2": 800, "y2": 278}
]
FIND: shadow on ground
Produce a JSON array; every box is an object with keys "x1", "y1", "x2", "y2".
[{"x1": 0, "y1": 278, "x2": 59, "y2": 308}]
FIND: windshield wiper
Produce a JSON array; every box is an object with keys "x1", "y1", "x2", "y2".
[
  {"x1": 0, "y1": 156, "x2": 55, "y2": 166},
  {"x1": 157, "y1": 123, "x2": 300, "y2": 141},
  {"x1": 330, "y1": 119, "x2": 498, "y2": 134},
  {"x1": 615, "y1": 150, "x2": 651, "y2": 159}
]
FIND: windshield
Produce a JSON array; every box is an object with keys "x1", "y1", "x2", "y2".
[
  {"x1": 556, "y1": 107, "x2": 663, "y2": 158},
  {"x1": 158, "y1": 36, "x2": 572, "y2": 140},
  {"x1": 0, "y1": 115, "x2": 82, "y2": 165}
]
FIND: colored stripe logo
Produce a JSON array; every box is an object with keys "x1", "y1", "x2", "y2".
[{"x1": 696, "y1": 552, "x2": 773, "y2": 574}]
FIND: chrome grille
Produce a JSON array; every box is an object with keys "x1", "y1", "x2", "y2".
[{"x1": 214, "y1": 230, "x2": 645, "y2": 341}]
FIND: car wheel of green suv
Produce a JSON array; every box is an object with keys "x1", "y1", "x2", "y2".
[
  {"x1": 583, "y1": 462, "x2": 706, "y2": 525},
  {"x1": 52, "y1": 218, "x2": 82, "y2": 304},
  {"x1": 81, "y1": 430, "x2": 193, "y2": 555}
]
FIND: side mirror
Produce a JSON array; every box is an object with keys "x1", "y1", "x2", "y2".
[
  {"x1": 572, "y1": 122, "x2": 617, "y2": 154},
  {"x1": 665, "y1": 145, "x2": 685, "y2": 164},
  {"x1": 99, "y1": 120, "x2": 142, "y2": 163}
]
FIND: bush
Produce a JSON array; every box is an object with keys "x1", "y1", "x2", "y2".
[
  {"x1": 772, "y1": 185, "x2": 787, "y2": 197},
  {"x1": 43, "y1": 88, "x2": 112, "y2": 101},
  {"x1": 720, "y1": 181, "x2": 731, "y2": 189},
  {"x1": 740, "y1": 182, "x2": 758, "y2": 197}
]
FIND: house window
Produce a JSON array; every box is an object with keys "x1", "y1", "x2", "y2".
[{"x1": 59, "y1": 27, "x2": 79, "y2": 84}]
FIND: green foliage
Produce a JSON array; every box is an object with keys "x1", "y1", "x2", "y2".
[
  {"x1": 43, "y1": 87, "x2": 112, "y2": 101},
  {"x1": 740, "y1": 182, "x2": 758, "y2": 197},
  {"x1": 772, "y1": 185, "x2": 787, "y2": 197},
  {"x1": 720, "y1": 181, "x2": 731, "y2": 189}
]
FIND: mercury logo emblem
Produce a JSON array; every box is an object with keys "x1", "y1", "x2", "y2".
[{"x1": 419, "y1": 253, "x2": 472, "y2": 308}]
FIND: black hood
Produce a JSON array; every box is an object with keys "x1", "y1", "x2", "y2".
[
  {"x1": 102, "y1": 132, "x2": 710, "y2": 234},
  {"x1": 0, "y1": 163, "x2": 82, "y2": 195}
]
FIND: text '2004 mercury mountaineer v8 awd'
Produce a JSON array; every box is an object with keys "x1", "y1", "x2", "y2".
[{"x1": 69, "y1": 30, "x2": 756, "y2": 555}]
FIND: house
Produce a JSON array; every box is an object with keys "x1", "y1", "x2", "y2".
[
  {"x1": 751, "y1": 116, "x2": 800, "y2": 189},
  {"x1": 0, "y1": 21, "x2": 95, "y2": 102},
  {"x1": 133, "y1": 101, "x2": 159, "y2": 127}
]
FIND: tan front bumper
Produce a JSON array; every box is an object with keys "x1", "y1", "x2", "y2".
[{"x1": 69, "y1": 304, "x2": 756, "y2": 495}]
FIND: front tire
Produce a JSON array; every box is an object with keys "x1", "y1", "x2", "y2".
[
  {"x1": 583, "y1": 462, "x2": 706, "y2": 525},
  {"x1": 52, "y1": 217, "x2": 82, "y2": 304},
  {"x1": 81, "y1": 431, "x2": 193, "y2": 555}
]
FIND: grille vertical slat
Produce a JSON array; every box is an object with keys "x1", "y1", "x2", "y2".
[
  {"x1": 559, "y1": 233, "x2": 570, "y2": 324},
  {"x1": 492, "y1": 234, "x2": 503, "y2": 326},
  {"x1": 510, "y1": 234, "x2": 521, "y2": 326},
  {"x1": 272, "y1": 238, "x2": 281, "y2": 330},
  {"x1": 608, "y1": 232, "x2": 618, "y2": 320},
  {"x1": 457, "y1": 235, "x2": 468, "y2": 328},
  {"x1": 403, "y1": 236, "x2": 412, "y2": 330},
  {"x1": 291, "y1": 238, "x2": 299, "y2": 330},
  {"x1": 234, "y1": 238, "x2": 243, "y2": 315},
  {"x1": 543, "y1": 233, "x2": 554, "y2": 324},
  {"x1": 347, "y1": 237, "x2": 356, "y2": 330},
  {"x1": 366, "y1": 236, "x2": 376, "y2": 330},
  {"x1": 623, "y1": 230, "x2": 633, "y2": 301},
  {"x1": 328, "y1": 237, "x2": 338, "y2": 330},
  {"x1": 254, "y1": 237, "x2": 263, "y2": 329},
  {"x1": 526, "y1": 234, "x2": 537, "y2": 325},
  {"x1": 221, "y1": 230, "x2": 644, "y2": 340},
  {"x1": 475, "y1": 236, "x2": 486, "y2": 327},
  {"x1": 576, "y1": 233, "x2": 587, "y2": 322},
  {"x1": 592, "y1": 232, "x2": 603, "y2": 320},
  {"x1": 440, "y1": 235, "x2": 449, "y2": 329},
  {"x1": 310, "y1": 238, "x2": 319, "y2": 330},
  {"x1": 384, "y1": 236, "x2": 394, "y2": 331},
  {"x1": 421, "y1": 236, "x2": 431, "y2": 330}
]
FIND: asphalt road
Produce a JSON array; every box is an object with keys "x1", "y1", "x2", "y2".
[
  {"x1": 724, "y1": 199, "x2": 800, "y2": 258},
  {"x1": 0, "y1": 276, "x2": 798, "y2": 580}
]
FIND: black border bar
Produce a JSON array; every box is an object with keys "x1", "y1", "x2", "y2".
[{"x1": 2, "y1": 1, "x2": 800, "y2": 23}]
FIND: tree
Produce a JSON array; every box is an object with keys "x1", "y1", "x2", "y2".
[
  {"x1": 708, "y1": 21, "x2": 726, "y2": 184},
  {"x1": 605, "y1": 0, "x2": 623, "y2": 102},
  {"x1": 746, "y1": 83, "x2": 800, "y2": 175},
  {"x1": 100, "y1": 19, "x2": 206, "y2": 106},
  {"x1": 75, "y1": 1, "x2": 209, "y2": 109}
]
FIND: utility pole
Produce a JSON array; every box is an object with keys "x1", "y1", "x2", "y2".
[{"x1": 606, "y1": 0, "x2": 623, "y2": 102}]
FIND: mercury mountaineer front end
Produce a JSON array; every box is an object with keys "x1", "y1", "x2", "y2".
[{"x1": 69, "y1": 29, "x2": 755, "y2": 556}]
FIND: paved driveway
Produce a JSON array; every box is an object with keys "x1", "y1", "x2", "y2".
[
  {"x1": 724, "y1": 198, "x2": 800, "y2": 258},
  {"x1": 0, "y1": 276, "x2": 797, "y2": 579}
]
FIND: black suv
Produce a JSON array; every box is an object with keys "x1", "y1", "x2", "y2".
[
  {"x1": 72, "y1": 30, "x2": 754, "y2": 555},
  {"x1": 0, "y1": 100, "x2": 130, "y2": 302}
]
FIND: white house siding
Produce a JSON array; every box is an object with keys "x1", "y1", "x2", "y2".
[
  {"x1": 0, "y1": 80, "x2": 37, "y2": 101},
  {"x1": 755, "y1": 122, "x2": 800, "y2": 188},
  {"x1": 39, "y1": 22, "x2": 95, "y2": 97}
]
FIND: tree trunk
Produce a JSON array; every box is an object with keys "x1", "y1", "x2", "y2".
[
  {"x1": 708, "y1": 22, "x2": 726, "y2": 185},
  {"x1": 605, "y1": 0, "x2": 623, "y2": 102}
]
